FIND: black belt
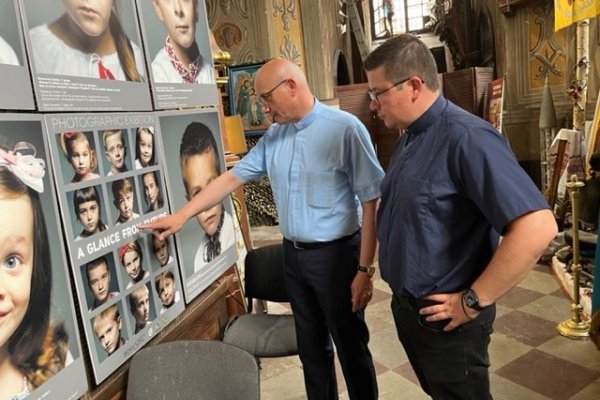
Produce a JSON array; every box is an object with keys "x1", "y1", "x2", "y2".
[{"x1": 286, "y1": 230, "x2": 358, "y2": 251}]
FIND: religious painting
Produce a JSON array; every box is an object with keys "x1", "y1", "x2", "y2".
[{"x1": 228, "y1": 61, "x2": 272, "y2": 136}]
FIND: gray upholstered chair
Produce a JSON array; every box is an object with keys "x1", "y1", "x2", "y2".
[
  {"x1": 126, "y1": 339, "x2": 259, "y2": 400},
  {"x1": 222, "y1": 243, "x2": 298, "y2": 358}
]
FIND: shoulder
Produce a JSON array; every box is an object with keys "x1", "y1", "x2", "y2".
[{"x1": 0, "y1": 36, "x2": 19, "y2": 65}]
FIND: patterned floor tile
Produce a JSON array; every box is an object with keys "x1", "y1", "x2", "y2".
[
  {"x1": 495, "y1": 349, "x2": 600, "y2": 400},
  {"x1": 494, "y1": 309, "x2": 561, "y2": 347}
]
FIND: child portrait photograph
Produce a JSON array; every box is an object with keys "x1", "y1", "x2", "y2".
[
  {"x1": 127, "y1": 282, "x2": 156, "y2": 335},
  {"x1": 157, "y1": 109, "x2": 237, "y2": 302},
  {"x1": 18, "y1": 0, "x2": 152, "y2": 111},
  {"x1": 110, "y1": 176, "x2": 141, "y2": 225},
  {"x1": 0, "y1": 1, "x2": 35, "y2": 110},
  {"x1": 139, "y1": 169, "x2": 165, "y2": 214},
  {"x1": 81, "y1": 252, "x2": 121, "y2": 311},
  {"x1": 68, "y1": 184, "x2": 110, "y2": 241},
  {"x1": 91, "y1": 302, "x2": 128, "y2": 363},
  {"x1": 135, "y1": 0, "x2": 217, "y2": 108},
  {"x1": 101, "y1": 128, "x2": 131, "y2": 176},
  {"x1": 56, "y1": 130, "x2": 102, "y2": 185},
  {"x1": 0, "y1": 115, "x2": 88, "y2": 400}
]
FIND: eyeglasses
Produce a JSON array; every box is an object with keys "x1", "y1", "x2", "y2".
[
  {"x1": 368, "y1": 77, "x2": 423, "y2": 103},
  {"x1": 259, "y1": 79, "x2": 289, "y2": 103}
]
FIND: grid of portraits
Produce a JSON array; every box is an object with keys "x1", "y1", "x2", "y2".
[
  {"x1": 2, "y1": 0, "x2": 228, "y2": 393},
  {"x1": 43, "y1": 113, "x2": 185, "y2": 383}
]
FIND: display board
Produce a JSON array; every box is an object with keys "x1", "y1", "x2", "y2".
[
  {"x1": 156, "y1": 109, "x2": 237, "y2": 303},
  {"x1": 43, "y1": 112, "x2": 185, "y2": 384},
  {"x1": 0, "y1": 0, "x2": 35, "y2": 110},
  {"x1": 0, "y1": 114, "x2": 88, "y2": 399},
  {"x1": 18, "y1": 0, "x2": 152, "y2": 112},
  {"x1": 135, "y1": 0, "x2": 218, "y2": 109}
]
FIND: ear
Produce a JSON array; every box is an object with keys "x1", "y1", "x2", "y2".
[
  {"x1": 117, "y1": 315, "x2": 122, "y2": 329},
  {"x1": 409, "y1": 76, "x2": 424, "y2": 101}
]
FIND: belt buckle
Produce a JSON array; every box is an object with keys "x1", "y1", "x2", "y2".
[{"x1": 293, "y1": 241, "x2": 305, "y2": 250}]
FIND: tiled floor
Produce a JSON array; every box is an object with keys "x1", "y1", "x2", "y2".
[{"x1": 250, "y1": 225, "x2": 600, "y2": 400}]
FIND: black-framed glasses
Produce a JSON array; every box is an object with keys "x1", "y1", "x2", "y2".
[
  {"x1": 259, "y1": 79, "x2": 289, "y2": 103},
  {"x1": 368, "y1": 77, "x2": 420, "y2": 103}
]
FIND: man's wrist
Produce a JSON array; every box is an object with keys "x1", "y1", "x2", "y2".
[{"x1": 357, "y1": 265, "x2": 375, "y2": 277}]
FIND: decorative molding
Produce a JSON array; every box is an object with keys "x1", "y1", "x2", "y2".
[
  {"x1": 272, "y1": 0, "x2": 297, "y2": 32},
  {"x1": 499, "y1": 0, "x2": 548, "y2": 17},
  {"x1": 215, "y1": 23, "x2": 243, "y2": 49},
  {"x1": 507, "y1": 5, "x2": 571, "y2": 107}
]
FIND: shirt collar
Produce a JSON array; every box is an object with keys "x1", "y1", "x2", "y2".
[
  {"x1": 292, "y1": 98, "x2": 320, "y2": 130},
  {"x1": 165, "y1": 36, "x2": 202, "y2": 83},
  {"x1": 406, "y1": 95, "x2": 446, "y2": 136}
]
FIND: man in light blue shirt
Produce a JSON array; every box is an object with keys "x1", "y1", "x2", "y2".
[{"x1": 141, "y1": 57, "x2": 384, "y2": 399}]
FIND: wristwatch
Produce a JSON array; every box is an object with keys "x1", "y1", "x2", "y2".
[
  {"x1": 357, "y1": 265, "x2": 375, "y2": 277},
  {"x1": 462, "y1": 288, "x2": 488, "y2": 311}
]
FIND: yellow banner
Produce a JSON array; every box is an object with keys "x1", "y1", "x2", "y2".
[{"x1": 555, "y1": 0, "x2": 600, "y2": 31}]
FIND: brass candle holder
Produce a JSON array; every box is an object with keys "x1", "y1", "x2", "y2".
[{"x1": 557, "y1": 174, "x2": 590, "y2": 339}]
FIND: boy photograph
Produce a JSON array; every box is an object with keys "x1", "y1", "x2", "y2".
[
  {"x1": 143, "y1": 0, "x2": 214, "y2": 84},
  {"x1": 155, "y1": 269, "x2": 180, "y2": 315},
  {"x1": 102, "y1": 129, "x2": 130, "y2": 176},
  {"x1": 83, "y1": 254, "x2": 120, "y2": 311},
  {"x1": 152, "y1": 111, "x2": 237, "y2": 299},
  {"x1": 179, "y1": 121, "x2": 235, "y2": 274},
  {"x1": 151, "y1": 235, "x2": 174, "y2": 268},
  {"x1": 92, "y1": 304, "x2": 127, "y2": 361},
  {"x1": 128, "y1": 283, "x2": 154, "y2": 334},
  {"x1": 111, "y1": 177, "x2": 140, "y2": 224}
]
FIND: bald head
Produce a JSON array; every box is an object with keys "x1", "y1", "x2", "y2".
[{"x1": 254, "y1": 58, "x2": 314, "y2": 123}]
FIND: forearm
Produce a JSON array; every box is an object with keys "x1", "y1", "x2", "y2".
[
  {"x1": 471, "y1": 208, "x2": 558, "y2": 306},
  {"x1": 179, "y1": 170, "x2": 244, "y2": 221},
  {"x1": 359, "y1": 198, "x2": 378, "y2": 267}
]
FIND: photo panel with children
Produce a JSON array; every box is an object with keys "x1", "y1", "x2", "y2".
[
  {"x1": 0, "y1": 0, "x2": 35, "y2": 109},
  {"x1": 156, "y1": 108, "x2": 238, "y2": 303},
  {"x1": 42, "y1": 112, "x2": 185, "y2": 384},
  {"x1": 18, "y1": 0, "x2": 152, "y2": 111},
  {"x1": 134, "y1": 0, "x2": 218, "y2": 109},
  {"x1": 0, "y1": 114, "x2": 88, "y2": 399}
]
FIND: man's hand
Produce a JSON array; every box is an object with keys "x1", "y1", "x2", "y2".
[
  {"x1": 351, "y1": 271, "x2": 373, "y2": 312},
  {"x1": 418, "y1": 292, "x2": 478, "y2": 331},
  {"x1": 137, "y1": 212, "x2": 187, "y2": 241}
]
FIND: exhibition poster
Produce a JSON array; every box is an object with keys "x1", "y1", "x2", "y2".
[
  {"x1": 156, "y1": 109, "x2": 237, "y2": 303},
  {"x1": 0, "y1": 114, "x2": 88, "y2": 400},
  {"x1": 18, "y1": 0, "x2": 152, "y2": 112},
  {"x1": 0, "y1": 0, "x2": 35, "y2": 110},
  {"x1": 135, "y1": 0, "x2": 218, "y2": 109},
  {"x1": 43, "y1": 112, "x2": 184, "y2": 383}
]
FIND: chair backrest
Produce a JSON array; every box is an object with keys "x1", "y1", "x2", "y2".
[
  {"x1": 126, "y1": 339, "x2": 260, "y2": 400},
  {"x1": 244, "y1": 243, "x2": 289, "y2": 305}
]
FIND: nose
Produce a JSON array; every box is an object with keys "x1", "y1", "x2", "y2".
[
  {"x1": 261, "y1": 101, "x2": 270, "y2": 112},
  {"x1": 174, "y1": 0, "x2": 183, "y2": 15}
]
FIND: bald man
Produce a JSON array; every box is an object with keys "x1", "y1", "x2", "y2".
[{"x1": 140, "y1": 58, "x2": 384, "y2": 399}]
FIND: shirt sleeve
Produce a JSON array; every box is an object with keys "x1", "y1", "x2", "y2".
[{"x1": 345, "y1": 118, "x2": 385, "y2": 202}]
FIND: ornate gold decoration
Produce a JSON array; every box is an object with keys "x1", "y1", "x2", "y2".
[
  {"x1": 530, "y1": 5, "x2": 564, "y2": 83},
  {"x1": 279, "y1": 36, "x2": 301, "y2": 67},
  {"x1": 272, "y1": 0, "x2": 296, "y2": 32}
]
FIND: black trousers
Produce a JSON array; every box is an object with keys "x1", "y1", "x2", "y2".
[
  {"x1": 391, "y1": 292, "x2": 495, "y2": 400},
  {"x1": 283, "y1": 234, "x2": 378, "y2": 400}
]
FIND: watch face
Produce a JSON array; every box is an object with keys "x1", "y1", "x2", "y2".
[{"x1": 463, "y1": 289, "x2": 482, "y2": 310}]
